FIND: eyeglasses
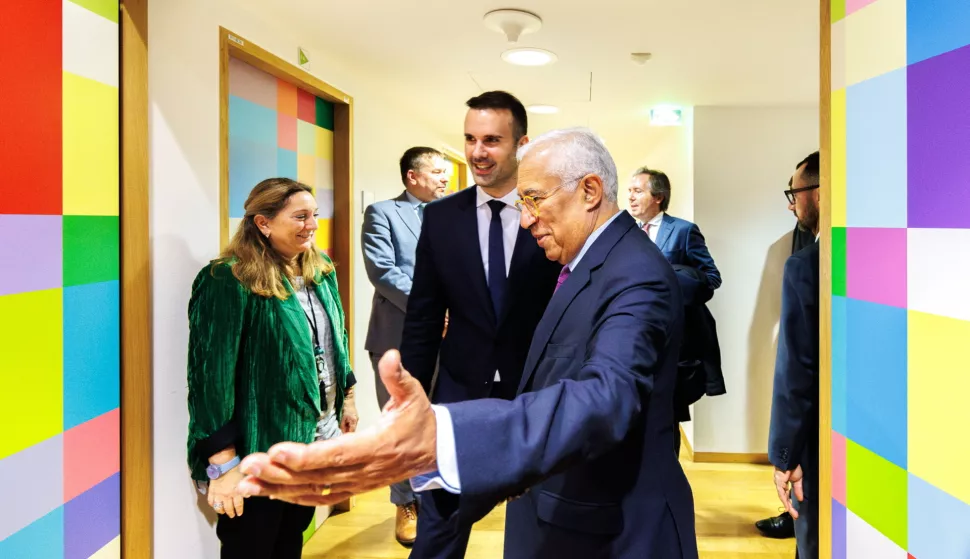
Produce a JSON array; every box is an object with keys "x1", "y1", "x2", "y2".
[
  {"x1": 514, "y1": 180, "x2": 575, "y2": 218},
  {"x1": 785, "y1": 184, "x2": 819, "y2": 204}
]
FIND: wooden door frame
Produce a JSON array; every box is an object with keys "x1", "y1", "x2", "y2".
[
  {"x1": 120, "y1": 0, "x2": 152, "y2": 556},
  {"x1": 218, "y1": 27, "x2": 356, "y2": 355},
  {"x1": 818, "y1": 0, "x2": 833, "y2": 557}
]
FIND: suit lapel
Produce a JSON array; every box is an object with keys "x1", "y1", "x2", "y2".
[
  {"x1": 459, "y1": 188, "x2": 496, "y2": 326},
  {"x1": 516, "y1": 212, "x2": 638, "y2": 395},
  {"x1": 656, "y1": 214, "x2": 674, "y2": 251},
  {"x1": 498, "y1": 226, "x2": 536, "y2": 326},
  {"x1": 395, "y1": 192, "x2": 422, "y2": 241}
]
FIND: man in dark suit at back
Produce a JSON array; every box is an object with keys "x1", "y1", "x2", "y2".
[
  {"x1": 628, "y1": 168, "x2": 721, "y2": 291},
  {"x1": 629, "y1": 168, "x2": 723, "y2": 453},
  {"x1": 757, "y1": 164, "x2": 820, "y2": 541},
  {"x1": 399, "y1": 91, "x2": 561, "y2": 558},
  {"x1": 768, "y1": 151, "x2": 820, "y2": 559},
  {"x1": 237, "y1": 127, "x2": 699, "y2": 559}
]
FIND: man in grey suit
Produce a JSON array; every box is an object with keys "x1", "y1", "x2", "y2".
[{"x1": 362, "y1": 146, "x2": 450, "y2": 546}]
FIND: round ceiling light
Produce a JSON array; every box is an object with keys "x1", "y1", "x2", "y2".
[
  {"x1": 527, "y1": 104, "x2": 559, "y2": 114},
  {"x1": 502, "y1": 47, "x2": 557, "y2": 66}
]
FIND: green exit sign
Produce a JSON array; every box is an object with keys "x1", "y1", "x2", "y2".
[{"x1": 649, "y1": 106, "x2": 682, "y2": 126}]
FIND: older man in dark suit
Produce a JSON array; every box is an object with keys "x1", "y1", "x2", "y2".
[{"x1": 237, "y1": 127, "x2": 699, "y2": 559}]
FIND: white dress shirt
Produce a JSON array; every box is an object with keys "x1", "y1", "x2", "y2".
[
  {"x1": 476, "y1": 186, "x2": 520, "y2": 277},
  {"x1": 642, "y1": 211, "x2": 664, "y2": 243},
  {"x1": 476, "y1": 186, "x2": 520, "y2": 382},
  {"x1": 411, "y1": 210, "x2": 627, "y2": 494}
]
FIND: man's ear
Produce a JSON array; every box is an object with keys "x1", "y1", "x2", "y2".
[
  {"x1": 405, "y1": 169, "x2": 417, "y2": 186},
  {"x1": 517, "y1": 135, "x2": 530, "y2": 148},
  {"x1": 581, "y1": 174, "x2": 604, "y2": 208}
]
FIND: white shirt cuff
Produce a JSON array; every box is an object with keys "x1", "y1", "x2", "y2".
[{"x1": 409, "y1": 404, "x2": 461, "y2": 494}]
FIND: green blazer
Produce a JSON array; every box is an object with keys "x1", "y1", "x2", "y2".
[{"x1": 186, "y1": 256, "x2": 355, "y2": 481}]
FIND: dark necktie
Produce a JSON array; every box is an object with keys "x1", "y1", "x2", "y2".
[
  {"x1": 487, "y1": 200, "x2": 507, "y2": 317},
  {"x1": 554, "y1": 266, "x2": 571, "y2": 293},
  {"x1": 417, "y1": 203, "x2": 426, "y2": 223}
]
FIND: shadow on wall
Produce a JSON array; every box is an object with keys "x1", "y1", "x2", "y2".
[{"x1": 745, "y1": 230, "x2": 794, "y2": 452}]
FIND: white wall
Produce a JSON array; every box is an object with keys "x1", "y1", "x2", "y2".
[
  {"x1": 691, "y1": 106, "x2": 818, "y2": 454},
  {"x1": 149, "y1": 2, "x2": 454, "y2": 556},
  {"x1": 615, "y1": 108, "x2": 695, "y2": 223}
]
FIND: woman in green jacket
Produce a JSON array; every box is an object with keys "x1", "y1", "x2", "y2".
[{"x1": 186, "y1": 178, "x2": 358, "y2": 558}]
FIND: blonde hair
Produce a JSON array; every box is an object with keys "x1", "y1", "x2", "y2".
[{"x1": 216, "y1": 178, "x2": 334, "y2": 299}]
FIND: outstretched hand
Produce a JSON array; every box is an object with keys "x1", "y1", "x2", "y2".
[{"x1": 237, "y1": 350, "x2": 439, "y2": 507}]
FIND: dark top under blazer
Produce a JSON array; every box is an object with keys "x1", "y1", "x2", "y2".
[
  {"x1": 445, "y1": 212, "x2": 699, "y2": 559},
  {"x1": 400, "y1": 186, "x2": 561, "y2": 403}
]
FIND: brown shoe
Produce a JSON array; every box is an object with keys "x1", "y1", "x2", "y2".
[{"x1": 395, "y1": 502, "x2": 418, "y2": 547}]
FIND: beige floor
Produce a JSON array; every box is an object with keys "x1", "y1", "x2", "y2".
[{"x1": 303, "y1": 455, "x2": 796, "y2": 558}]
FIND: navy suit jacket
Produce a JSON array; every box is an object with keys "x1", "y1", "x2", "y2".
[
  {"x1": 654, "y1": 214, "x2": 721, "y2": 291},
  {"x1": 445, "y1": 211, "x2": 698, "y2": 559},
  {"x1": 400, "y1": 186, "x2": 561, "y2": 403},
  {"x1": 768, "y1": 242, "x2": 820, "y2": 488}
]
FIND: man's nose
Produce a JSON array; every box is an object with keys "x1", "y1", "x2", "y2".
[{"x1": 520, "y1": 210, "x2": 536, "y2": 229}]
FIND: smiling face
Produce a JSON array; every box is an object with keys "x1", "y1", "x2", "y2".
[
  {"x1": 254, "y1": 190, "x2": 319, "y2": 261},
  {"x1": 464, "y1": 108, "x2": 527, "y2": 195},
  {"x1": 627, "y1": 173, "x2": 662, "y2": 222},
  {"x1": 407, "y1": 154, "x2": 450, "y2": 202},
  {"x1": 517, "y1": 148, "x2": 602, "y2": 265}
]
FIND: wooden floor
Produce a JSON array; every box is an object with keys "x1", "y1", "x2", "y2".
[{"x1": 303, "y1": 454, "x2": 796, "y2": 558}]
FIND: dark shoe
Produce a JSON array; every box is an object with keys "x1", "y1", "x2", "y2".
[{"x1": 755, "y1": 511, "x2": 794, "y2": 538}]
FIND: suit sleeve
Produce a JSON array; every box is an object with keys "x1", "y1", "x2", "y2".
[
  {"x1": 768, "y1": 254, "x2": 817, "y2": 471},
  {"x1": 444, "y1": 277, "x2": 676, "y2": 504},
  {"x1": 361, "y1": 204, "x2": 411, "y2": 312},
  {"x1": 685, "y1": 224, "x2": 722, "y2": 290},
  {"x1": 400, "y1": 208, "x2": 447, "y2": 393},
  {"x1": 186, "y1": 265, "x2": 247, "y2": 480}
]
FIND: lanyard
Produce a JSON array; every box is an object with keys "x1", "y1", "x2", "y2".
[{"x1": 302, "y1": 284, "x2": 324, "y2": 356}]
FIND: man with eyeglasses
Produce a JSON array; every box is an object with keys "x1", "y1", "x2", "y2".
[
  {"x1": 767, "y1": 151, "x2": 821, "y2": 559},
  {"x1": 757, "y1": 159, "x2": 821, "y2": 541},
  {"x1": 237, "y1": 127, "x2": 699, "y2": 559}
]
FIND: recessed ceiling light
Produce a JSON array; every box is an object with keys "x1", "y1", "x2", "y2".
[
  {"x1": 527, "y1": 104, "x2": 559, "y2": 114},
  {"x1": 502, "y1": 47, "x2": 557, "y2": 66}
]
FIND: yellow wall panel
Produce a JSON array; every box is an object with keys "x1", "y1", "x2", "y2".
[{"x1": 63, "y1": 72, "x2": 119, "y2": 216}]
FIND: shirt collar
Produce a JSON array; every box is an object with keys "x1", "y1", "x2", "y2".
[
  {"x1": 636, "y1": 211, "x2": 664, "y2": 229},
  {"x1": 404, "y1": 190, "x2": 423, "y2": 208},
  {"x1": 476, "y1": 185, "x2": 520, "y2": 210},
  {"x1": 566, "y1": 210, "x2": 625, "y2": 272},
  {"x1": 815, "y1": 232, "x2": 820, "y2": 243}
]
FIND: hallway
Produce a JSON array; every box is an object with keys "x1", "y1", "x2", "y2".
[{"x1": 303, "y1": 457, "x2": 796, "y2": 558}]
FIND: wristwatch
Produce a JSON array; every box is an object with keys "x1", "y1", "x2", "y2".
[{"x1": 206, "y1": 455, "x2": 241, "y2": 480}]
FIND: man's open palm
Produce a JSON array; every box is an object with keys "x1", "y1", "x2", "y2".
[{"x1": 237, "y1": 350, "x2": 439, "y2": 507}]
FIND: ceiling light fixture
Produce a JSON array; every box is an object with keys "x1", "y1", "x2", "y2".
[
  {"x1": 502, "y1": 47, "x2": 557, "y2": 66},
  {"x1": 483, "y1": 9, "x2": 543, "y2": 43},
  {"x1": 527, "y1": 104, "x2": 559, "y2": 114}
]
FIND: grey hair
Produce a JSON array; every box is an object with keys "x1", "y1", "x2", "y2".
[{"x1": 516, "y1": 127, "x2": 619, "y2": 203}]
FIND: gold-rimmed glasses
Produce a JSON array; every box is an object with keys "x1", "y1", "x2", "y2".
[{"x1": 514, "y1": 181, "x2": 572, "y2": 218}]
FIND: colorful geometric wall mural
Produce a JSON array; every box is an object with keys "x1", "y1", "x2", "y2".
[
  {"x1": 227, "y1": 57, "x2": 335, "y2": 256},
  {"x1": 0, "y1": 1, "x2": 121, "y2": 558},
  {"x1": 829, "y1": 0, "x2": 970, "y2": 556}
]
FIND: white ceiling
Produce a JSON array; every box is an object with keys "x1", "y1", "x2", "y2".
[{"x1": 247, "y1": 0, "x2": 819, "y2": 169}]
